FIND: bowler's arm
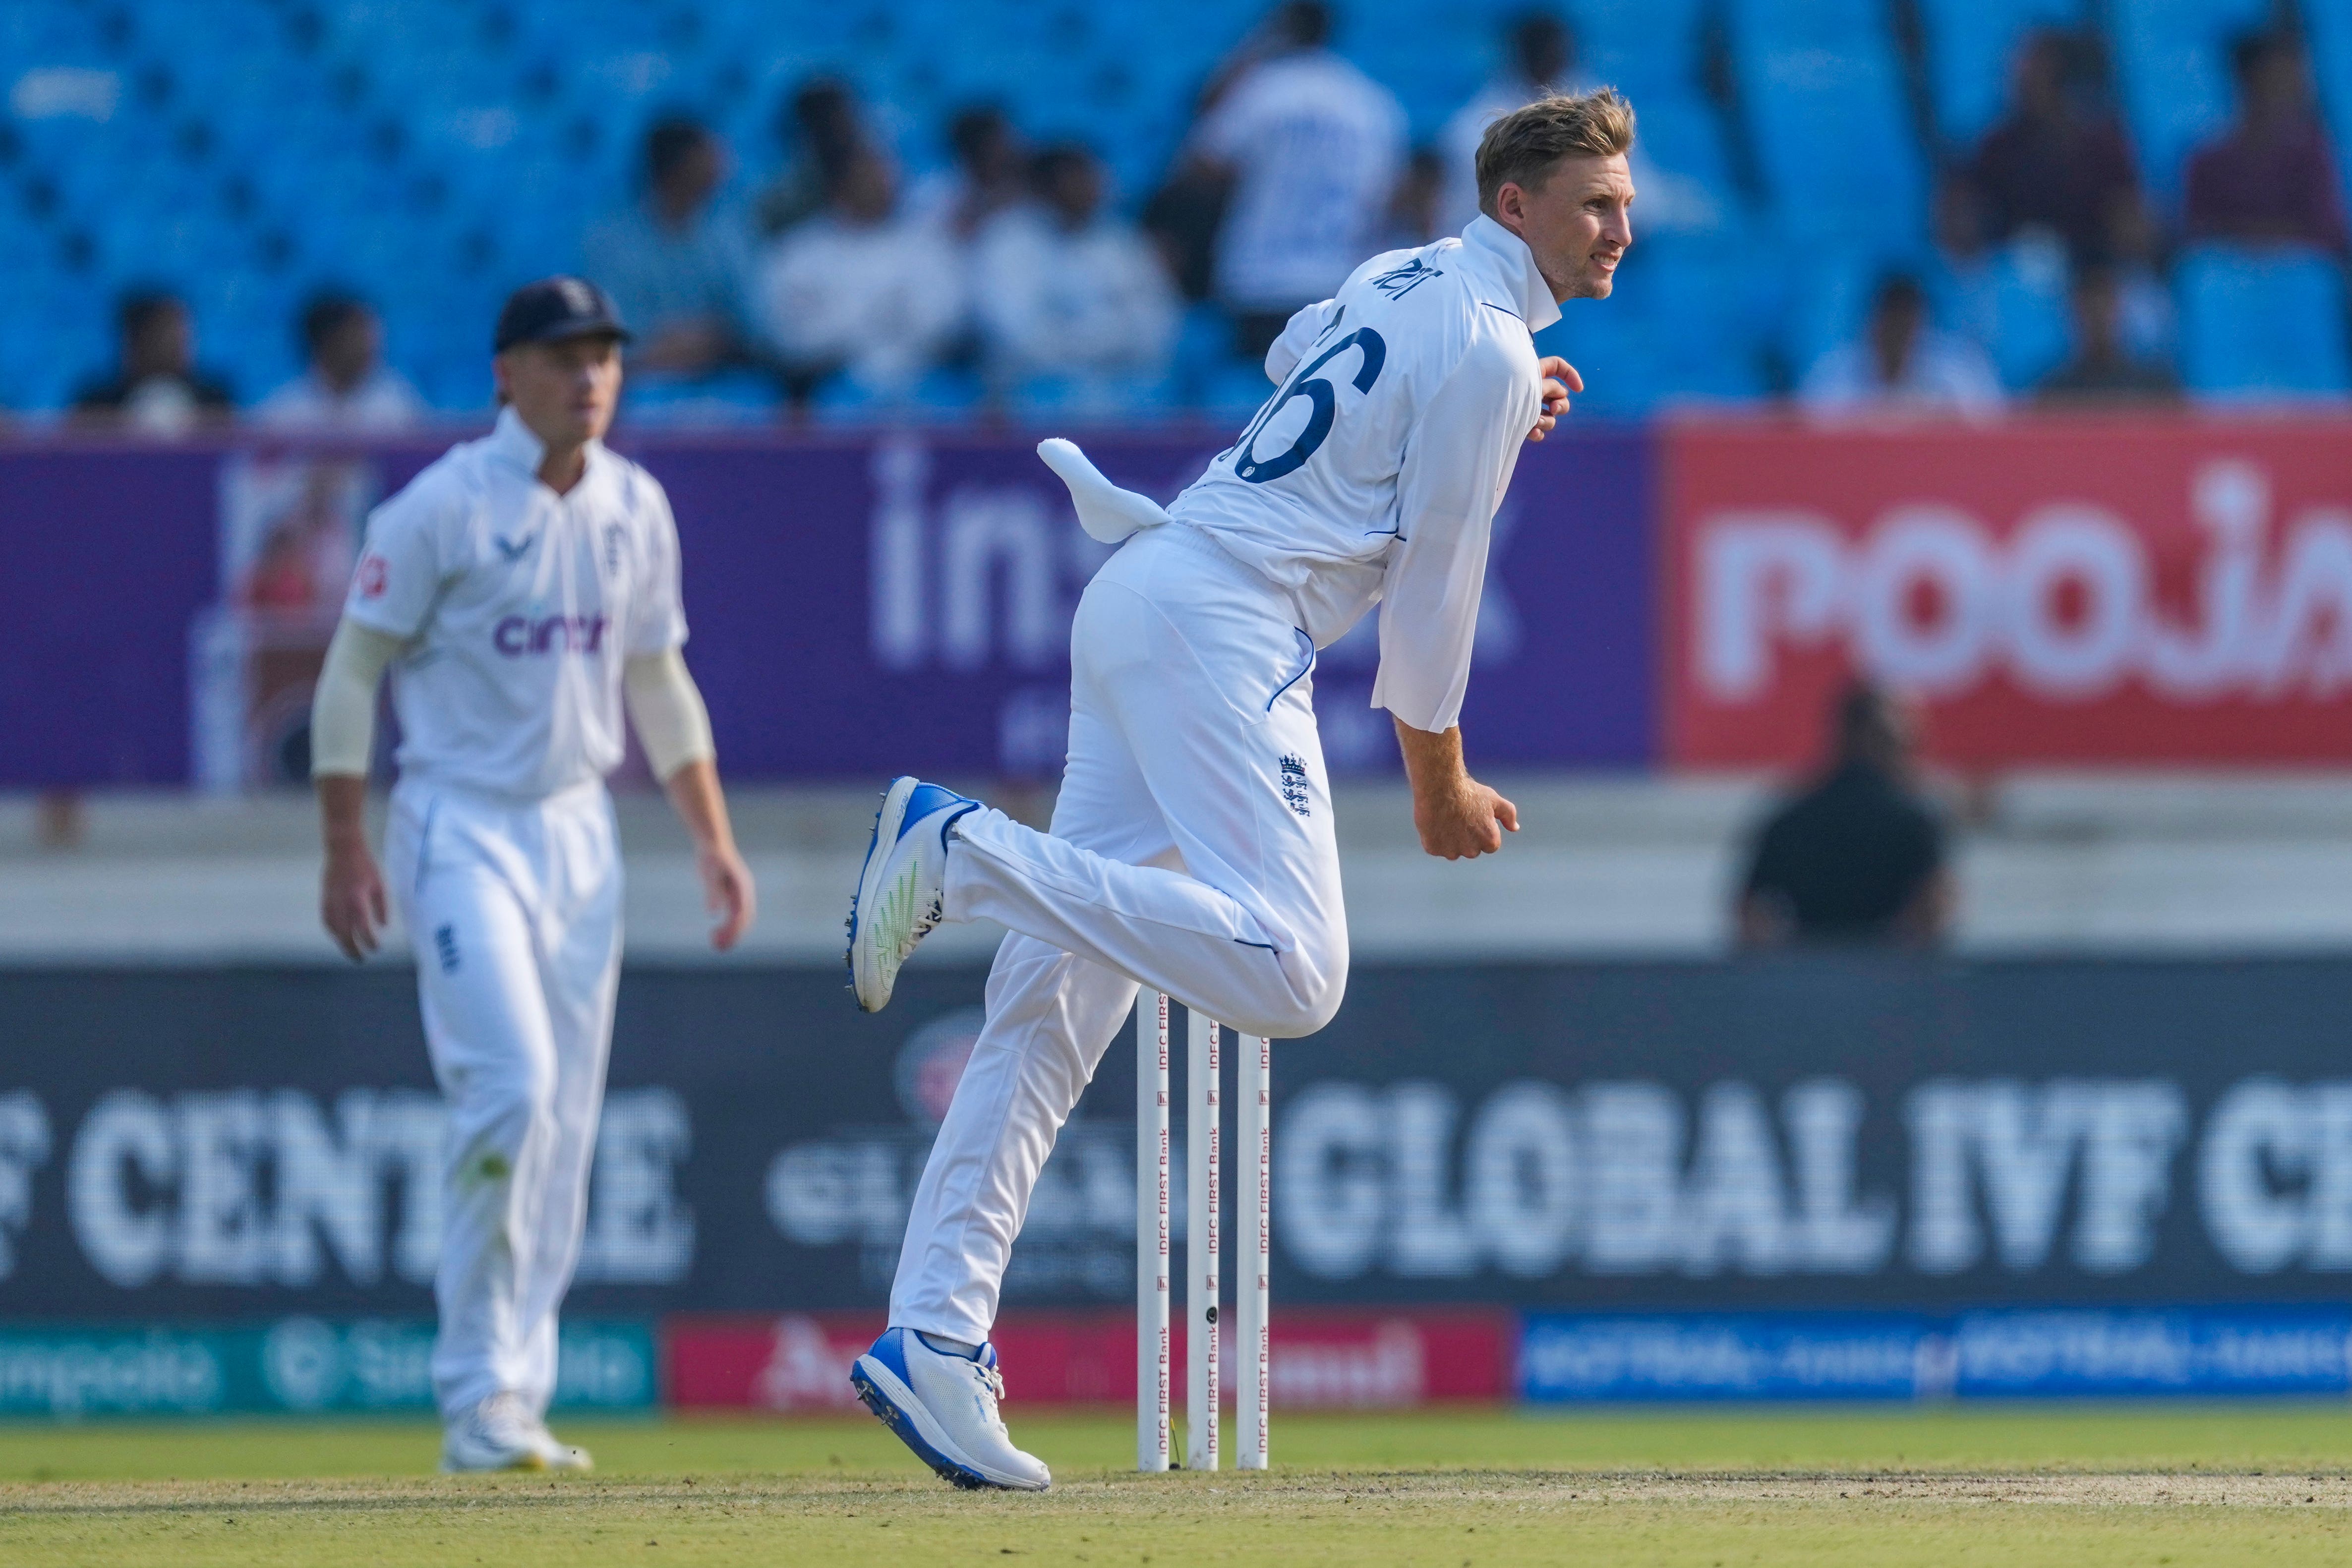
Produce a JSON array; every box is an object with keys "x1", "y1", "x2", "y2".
[{"x1": 1375, "y1": 336, "x2": 1537, "y2": 860}]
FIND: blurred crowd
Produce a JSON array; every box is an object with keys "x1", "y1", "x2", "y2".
[
  {"x1": 46, "y1": 3, "x2": 2350, "y2": 435},
  {"x1": 1804, "y1": 22, "x2": 2345, "y2": 417}
]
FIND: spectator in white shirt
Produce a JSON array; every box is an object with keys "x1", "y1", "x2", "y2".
[
  {"x1": 758, "y1": 146, "x2": 966, "y2": 405},
  {"x1": 975, "y1": 143, "x2": 1179, "y2": 407},
  {"x1": 254, "y1": 293, "x2": 426, "y2": 433},
  {"x1": 754, "y1": 76, "x2": 875, "y2": 239},
  {"x1": 911, "y1": 105, "x2": 1032, "y2": 243},
  {"x1": 1801, "y1": 274, "x2": 2005, "y2": 418},
  {"x1": 1185, "y1": 1, "x2": 1405, "y2": 356}
]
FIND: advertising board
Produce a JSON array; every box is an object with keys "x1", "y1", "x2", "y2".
[
  {"x1": 664, "y1": 1308, "x2": 1514, "y2": 1411},
  {"x1": 1664, "y1": 417, "x2": 2352, "y2": 766},
  {"x1": 0, "y1": 426, "x2": 1650, "y2": 788},
  {"x1": 0, "y1": 1318, "x2": 654, "y2": 1417},
  {"x1": 7, "y1": 959, "x2": 2352, "y2": 1328},
  {"x1": 1519, "y1": 1305, "x2": 2352, "y2": 1401}
]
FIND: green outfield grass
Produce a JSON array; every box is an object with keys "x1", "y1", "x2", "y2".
[{"x1": 2, "y1": 1405, "x2": 2350, "y2": 1567}]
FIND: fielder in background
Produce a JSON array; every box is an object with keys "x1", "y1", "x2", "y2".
[
  {"x1": 844, "y1": 90, "x2": 1635, "y2": 1490},
  {"x1": 310, "y1": 277, "x2": 755, "y2": 1473}
]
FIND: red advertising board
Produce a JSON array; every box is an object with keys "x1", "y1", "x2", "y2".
[
  {"x1": 664, "y1": 1309, "x2": 1514, "y2": 1411},
  {"x1": 1663, "y1": 416, "x2": 2352, "y2": 767}
]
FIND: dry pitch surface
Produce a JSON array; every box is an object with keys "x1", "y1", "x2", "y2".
[{"x1": 5, "y1": 1406, "x2": 2352, "y2": 1566}]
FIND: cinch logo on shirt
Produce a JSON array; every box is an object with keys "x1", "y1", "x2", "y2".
[{"x1": 493, "y1": 614, "x2": 609, "y2": 656}]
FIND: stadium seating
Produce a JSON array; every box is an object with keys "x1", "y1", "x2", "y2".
[
  {"x1": 2107, "y1": 0, "x2": 2273, "y2": 214},
  {"x1": 2176, "y1": 243, "x2": 2352, "y2": 400},
  {"x1": 2308, "y1": 0, "x2": 2352, "y2": 224},
  {"x1": 1913, "y1": 0, "x2": 2086, "y2": 149},
  {"x1": 1561, "y1": 0, "x2": 1738, "y2": 214},
  {"x1": 1942, "y1": 233, "x2": 2075, "y2": 391},
  {"x1": 1724, "y1": 0, "x2": 1928, "y2": 252},
  {"x1": 1, "y1": 0, "x2": 2348, "y2": 416}
]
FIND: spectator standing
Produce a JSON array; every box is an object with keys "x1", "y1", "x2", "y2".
[
  {"x1": 582, "y1": 117, "x2": 757, "y2": 381},
  {"x1": 757, "y1": 147, "x2": 966, "y2": 405},
  {"x1": 974, "y1": 143, "x2": 1179, "y2": 403},
  {"x1": 1140, "y1": 160, "x2": 1229, "y2": 307},
  {"x1": 1738, "y1": 685, "x2": 1951, "y2": 948},
  {"x1": 71, "y1": 291, "x2": 233, "y2": 435},
  {"x1": 1965, "y1": 28, "x2": 2143, "y2": 266},
  {"x1": 913, "y1": 105, "x2": 1031, "y2": 242},
  {"x1": 753, "y1": 77, "x2": 874, "y2": 239},
  {"x1": 254, "y1": 293, "x2": 425, "y2": 432},
  {"x1": 1380, "y1": 146, "x2": 1449, "y2": 249},
  {"x1": 1185, "y1": 1, "x2": 1405, "y2": 357},
  {"x1": 2183, "y1": 30, "x2": 2350, "y2": 254},
  {"x1": 1800, "y1": 274, "x2": 2004, "y2": 417},
  {"x1": 1437, "y1": 13, "x2": 1577, "y2": 239},
  {"x1": 1436, "y1": 11, "x2": 1715, "y2": 240},
  {"x1": 2035, "y1": 265, "x2": 2182, "y2": 405}
]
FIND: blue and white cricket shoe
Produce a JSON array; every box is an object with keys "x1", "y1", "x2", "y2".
[
  {"x1": 847, "y1": 777, "x2": 980, "y2": 1013},
  {"x1": 851, "y1": 1328, "x2": 1052, "y2": 1492}
]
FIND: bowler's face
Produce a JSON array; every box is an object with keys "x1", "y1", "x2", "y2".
[{"x1": 1498, "y1": 153, "x2": 1635, "y2": 302}]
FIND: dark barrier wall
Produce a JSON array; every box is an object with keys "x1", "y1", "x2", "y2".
[
  {"x1": 0, "y1": 427, "x2": 1651, "y2": 787},
  {"x1": 3, "y1": 958, "x2": 2351, "y2": 1320}
]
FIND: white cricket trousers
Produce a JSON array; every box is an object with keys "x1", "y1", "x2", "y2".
[
  {"x1": 891, "y1": 523, "x2": 1347, "y2": 1343},
  {"x1": 383, "y1": 777, "x2": 622, "y2": 1422}
]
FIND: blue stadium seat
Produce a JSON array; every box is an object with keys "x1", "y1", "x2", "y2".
[
  {"x1": 1940, "y1": 235, "x2": 2075, "y2": 390},
  {"x1": 1725, "y1": 0, "x2": 1928, "y2": 250},
  {"x1": 1199, "y1": 360, "x2": 1279, "y2": 427},
  {"x1": 1006, "y1": 372, "x2": 1180, "y2": 426},
  {"x1": 619, "y1": 370, "x2": 783, "y2": 427},
  {"x1": 0, "y1": 0, "x2": 2345, "y2": 417},
  {"x1": 1915, "y1": 0, "x2": 2085, "y2": 148},
  {"x1": 2176, "y1": 244, "x2": 2352, "y2": 400},
  {"x1": 2305, "y1": 0, "x2": 2352, "y2": 228},
  {"x1": 1575, "y1": 0, "x2": 1737, "y2": 219},
  {"x1": 2108, "y1": 0, "x2": 2272, "y2": 215}
]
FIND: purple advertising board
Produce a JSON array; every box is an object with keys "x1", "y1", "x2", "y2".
[{"x1": 0, "y1": 426, "x2": 1652, "y2": 786}]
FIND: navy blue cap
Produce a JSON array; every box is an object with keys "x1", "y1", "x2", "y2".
[{"x1": 493, "y1": 276, "x2": 632, "y2": 353}]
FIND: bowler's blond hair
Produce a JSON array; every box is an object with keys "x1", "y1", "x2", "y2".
[{"x1": 1475, "y1": 88, "x2": 1635, "y2": 217}]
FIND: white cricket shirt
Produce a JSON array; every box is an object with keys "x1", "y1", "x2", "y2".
[
  {"x1": 1191, "y1": 50, "x2": 1406, "y2": 312},
  {"x1": 1168, "y1": 214, "x2": 1560, "y2": 735},
  {"x1": 341, "y1": 407, "x2": 688, "y2": 798}
]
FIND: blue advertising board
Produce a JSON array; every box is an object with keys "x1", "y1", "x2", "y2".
[{"x1": 1520, "y1": 1306, "x2": 2352, "y2": 1402}]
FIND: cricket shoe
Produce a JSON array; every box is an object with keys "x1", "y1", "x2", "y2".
[
  {"x1": 528, "y1": 1418, "x2": 594, "y2": 1472},
  {"x1": 846, "y1": 777, "x2": 979, "y2": 1013},
  {"x1": 850, "y1": 1328, "x2": 1051, "y2": 1492},
  {"x1": 441, "y1": 1392, "x2": 560, "y2": 1473}
]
